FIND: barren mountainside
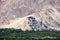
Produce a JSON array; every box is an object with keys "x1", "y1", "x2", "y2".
[{"x1": 0, "y1": 0, "x2": 60, "y2": 31}]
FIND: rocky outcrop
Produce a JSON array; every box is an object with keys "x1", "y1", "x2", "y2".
[{"x1": 0, "y1": 0, "x2": 60, "y2": 31}]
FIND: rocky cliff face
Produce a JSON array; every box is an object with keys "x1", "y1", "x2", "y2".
[{"x1": 0, "y1": 0, "x2": 60, "y2": 31}]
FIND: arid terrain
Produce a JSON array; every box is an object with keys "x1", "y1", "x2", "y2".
[{"x1": 0, "y1": 0, "x2": 60, "y2": 31}]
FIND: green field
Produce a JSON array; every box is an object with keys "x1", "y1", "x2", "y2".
[{"x1": 0, "y1": 28, "x2": 60, "y2": 40}]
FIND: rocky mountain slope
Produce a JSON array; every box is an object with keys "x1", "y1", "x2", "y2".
[{"x1": 0, "y1": 0, "x2": 60, "y2": 31}]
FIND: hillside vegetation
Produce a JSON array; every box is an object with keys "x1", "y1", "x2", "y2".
[{"x1": 0, "y1": 28, "x2": 60, "y2": 40}]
